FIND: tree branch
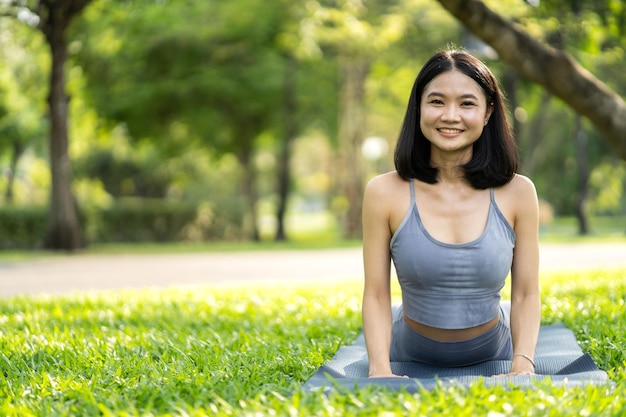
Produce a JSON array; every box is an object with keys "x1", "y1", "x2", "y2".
[{"x1": 436, "y1": 0, "x2": 626, "y2": 160}]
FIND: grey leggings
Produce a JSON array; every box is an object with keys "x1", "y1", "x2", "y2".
[{"x1": 389, "y1": 301, "x2": 513, "y2": 367}]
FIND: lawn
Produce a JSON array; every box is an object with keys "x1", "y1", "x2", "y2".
[{"x1": 1, "y1": 267, "x2": 625, "y2": 416}]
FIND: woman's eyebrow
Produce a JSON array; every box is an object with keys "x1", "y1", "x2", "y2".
[{"x1": 425, "y1": 92, "x2": 480, "y2": 100}]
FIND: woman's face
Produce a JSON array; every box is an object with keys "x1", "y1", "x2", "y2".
[{"x1": 419, "y1": 69, "x2": 492, "y2": 159}]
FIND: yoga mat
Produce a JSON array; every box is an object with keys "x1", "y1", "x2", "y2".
[{"x1": 302, "y1": 324, "x2": 610, "y2": 392}]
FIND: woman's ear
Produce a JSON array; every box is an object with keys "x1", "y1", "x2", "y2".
[{"x1": 484, "y1": 103, "x2": 494, "y2": 126}]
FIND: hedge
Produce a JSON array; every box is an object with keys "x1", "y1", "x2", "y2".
[
  {"x1": 0, "y1": 199, "x2": 245, "y2": 249},
  {"x1": 0, "y1": 205, "x2": 48, "y2": 249}
]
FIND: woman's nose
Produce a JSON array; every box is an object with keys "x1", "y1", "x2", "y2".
[{"x1": 441, "y1": 105, "x2": 461, "y2": 121}]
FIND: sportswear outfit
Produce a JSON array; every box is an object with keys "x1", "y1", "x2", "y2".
[{"x1": 388, "y1": 180, "x2": 515, "y2": 366}]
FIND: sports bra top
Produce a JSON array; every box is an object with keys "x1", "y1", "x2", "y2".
[{"x1": 390, "y1": 179, "x2": 516, "y2": 329}]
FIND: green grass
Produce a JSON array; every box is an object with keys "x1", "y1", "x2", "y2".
[{"x1": 1, "y1": 268, "x2": 625, "y2": 416}]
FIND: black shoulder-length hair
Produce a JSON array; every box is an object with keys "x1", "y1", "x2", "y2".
[{"x1": 394, "y1": 49, "x2": 518, "y2": 189}]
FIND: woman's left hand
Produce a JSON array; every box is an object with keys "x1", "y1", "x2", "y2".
[
  {"x1": 491, "y1": 370, "x2": 535, "y2": 378},
  {"x1": 492, "y1": 355, "x2": 536, "y2": 377}
]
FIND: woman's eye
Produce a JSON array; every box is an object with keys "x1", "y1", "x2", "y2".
[
  {"x1": 461, "y1": 101, "x2": 476, "y2": 107},
  {"x1": 429, "y1": 99, "x2": 444, "y2": 105}
]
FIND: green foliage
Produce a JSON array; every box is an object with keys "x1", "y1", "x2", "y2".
[
  {"x1": 91, "y1": 198, "x2": 198, "y2": 243},
  {"x1": 0, "y1": 268, "x2": 625, "y2": 416},
  {"x1": 515, "y1": 86, "x2": 619, "y2": 216},
  {"x1": 0, "y1": 205, "x2": 47, "y2": 249},
  {"x1": 588, "y1": 160, "x2": 626, "y2": 216},
  {"x1": 74, "y1": 149, "x2": 172, "y2": 198},
  {"x1": 0, "y1": 198, "x2": 246, "y2": 249},
  {"x1": 0, "y1": 18, "x2": 48, "y2": 200},
  {"x1": 88, "y1": 197, "x2": 247, "y2": 243},
  {"x1": 2, "y1": 0, "x2": 626, "y2": 240},
  {"x1": 74, "y1": 0, "x2": 289, "y2": 153},
  {"x1": 92, "y1": 198, "x2": 246, "y2": 243},
  {"x1": 509, "y1": 0, "x2": 626, "y2": 217}
]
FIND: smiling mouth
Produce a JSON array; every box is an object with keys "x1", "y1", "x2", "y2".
[{"x1": 437, "y1": 128, "x2": 464, "y2": 134}]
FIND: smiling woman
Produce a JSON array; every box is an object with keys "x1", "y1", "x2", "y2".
[
  {"x1": 419, "y1": 70, "x2": 492, "y2": 160},
  {"x1": 361, "y1": 49, "x2": 540, "y2": 378},
  {"x1": 393, "y1": 50, "x2": 518, "y2": 188}
]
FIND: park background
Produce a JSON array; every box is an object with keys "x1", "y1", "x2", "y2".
[
  {"x1": 1, "y1": 1, "x2": 626, "y2": 416},
  {"x1": 1, "y1": 0, "x2": 625, "y2": 251}
]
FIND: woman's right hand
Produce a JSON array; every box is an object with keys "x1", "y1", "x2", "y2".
[{"x1": 368, "y1": 372, "x2": 409, "y2": 378}]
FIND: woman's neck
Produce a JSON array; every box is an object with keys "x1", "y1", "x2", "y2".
[{"x1": 431, "y1": 150, "x2": 472, "y2": 184}]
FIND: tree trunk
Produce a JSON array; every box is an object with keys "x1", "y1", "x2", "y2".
[
  {"x1": 436, "y1": 0, "x2": 626, "y2": 161},
  {"x1": 574, "y1": 114, "x2": 590, "y2": 235},
  {"x1": 238, "y1": 143, "x2": 260, "y2": 242},
  {"x1": 275, "y1": 56, "x2": 298, "y2": 242},
  {"x1": 521, "y1": 90, "x2": 552, "y2": 176},
  {"x1": 42, "y1": 12, "x2": 82, "y2": 250},
  {"x1": 336, "y1": 55, "x2": 370, "y2": 240},
  {"x1": 5, "y1": 141, "x2": 24, "y2": 203}
]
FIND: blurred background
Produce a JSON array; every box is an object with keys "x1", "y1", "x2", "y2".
[{"x1": 0, "y1": 0, "x2": 625, "y2": 252}]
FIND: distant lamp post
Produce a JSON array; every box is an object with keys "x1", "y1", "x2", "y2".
[{"x1": 362, "y1": 136, "x2": 388, "y2": 173}]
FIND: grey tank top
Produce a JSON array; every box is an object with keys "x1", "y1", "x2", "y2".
[{"x1": 390, "y1": 179, "x2": 516, "y2": 329}]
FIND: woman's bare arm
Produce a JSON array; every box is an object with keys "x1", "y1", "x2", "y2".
[
  {"x1": 508, "y1": 175, "x2": 541, "y2": 375},
  {"x1": 361, "y1": 175, "x2": 398, "y2": 377}
]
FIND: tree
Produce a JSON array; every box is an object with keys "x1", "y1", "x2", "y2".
[
  {"x1": 76, "y1": 0, "x2": 288, "y2": 241},
  {"x1": 0, "y1": 17, "x2": 48, "y2": 206},
  {"x1": 1, "y1": 0, "x2": 91, "y2": 250},
  {"x1": 39, "y1": 0, "x2": 92, "y2": 250},
  {"x1": 271, "y1": 2, "x2": 328, "y2": 242},
  {"x1": 274, "y1": 55, "x2": 297, "y2": 241},
  {"x1": 534, "y1": 0, "x2": 626, "y2": 233},
  {"x1": 0, "y1": 102, "x2": 31, "y2": 202},
  {"x1": 435, "y1": 0, "x2": 626, "y2": 161},
  {"x1": 299, "y1": 0, "x2": 411, "y2": 239}
]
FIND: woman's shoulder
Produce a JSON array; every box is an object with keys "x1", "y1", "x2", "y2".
[
  {"x1": 366, "y1": 171, "x2": 407, "y2": 190},
  {"x1": 363, "y1": 172, "x2": 412, "y2": 225},
  {"x1": 364, "y1": 171, "x2": 408, "y2": 200},
  {"x1": 505, "y1": 174, "x2": 537, "y2": 197},
  {"x1": 497, "y1": 174, "x2": 539, "y2": 212}
]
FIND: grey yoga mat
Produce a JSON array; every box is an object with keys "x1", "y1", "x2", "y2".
[{"x1": 302, "y1": 324, "x2": 610, "y2": 392}]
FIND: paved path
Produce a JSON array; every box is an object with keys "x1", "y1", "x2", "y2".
[{"x1": 1, "y1": 243, "x2": 625, "y2": 298}]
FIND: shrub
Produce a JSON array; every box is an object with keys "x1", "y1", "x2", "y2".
[
  {"x1": 0, "y1": 198, "x2": 247, "y2": 248},
  {"x1": 0, "y1": 205, "x2": 47, "y2": 249},
  {"x1": 92, "y1": 198, "x2": 198, "y2": 243}
]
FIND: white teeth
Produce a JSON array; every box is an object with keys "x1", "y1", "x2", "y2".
[{"x1": 439, "y1": 128, "x2": 462, "y2": 133}]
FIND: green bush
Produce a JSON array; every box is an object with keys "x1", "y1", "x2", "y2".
[
  {"x1": 0, "y1": 199, "x2": 246, "y2": 249},
  {"x1": 0, "y1": 205, "x2": 47, "y2": 249},
  {"x1": 92, "y1": 198, "x2": 246, "y2": 243},
  {"x1": 91, "y1": 198, "x2": 198, "y2": 243}
]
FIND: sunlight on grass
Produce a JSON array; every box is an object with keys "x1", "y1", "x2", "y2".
[{"x1": 1, "y1": 268, "x2": 625, "y2": 416}]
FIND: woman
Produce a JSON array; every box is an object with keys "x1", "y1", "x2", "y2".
[{"x1": 362, "y1": 50, "x2": 540, "y2": 378}]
